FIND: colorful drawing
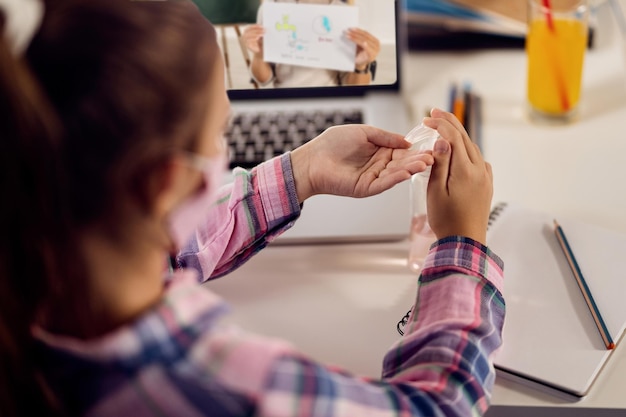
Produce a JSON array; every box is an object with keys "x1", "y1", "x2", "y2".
[{"x1": 263, "y1": 2, "x2": 358, "y2": 72}]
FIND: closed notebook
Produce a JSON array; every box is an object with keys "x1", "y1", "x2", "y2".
[{"x1": 487, "y1": 202, "x2": 626, "y2": 397}]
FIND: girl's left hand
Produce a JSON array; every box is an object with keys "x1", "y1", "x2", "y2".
[{"x1": 290, "y1": 125, "x2": 434, "y2": 203}]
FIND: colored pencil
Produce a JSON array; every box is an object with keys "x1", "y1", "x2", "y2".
[{"x1": 554, "y1": 220, "x2": 615, "y2": 350}]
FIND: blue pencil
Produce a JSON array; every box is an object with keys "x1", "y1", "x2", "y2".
[{"x1": 554, "y1": 220, "x2": 615, "y2": 350}]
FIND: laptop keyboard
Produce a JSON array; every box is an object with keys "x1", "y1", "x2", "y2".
[{"x1": 226, "y1": 109, "x2": 364, "y2": 169}]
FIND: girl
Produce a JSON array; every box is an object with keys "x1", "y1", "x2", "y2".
[
  {"x1": 0, "y1": 0, "x2": 503, "y2": 416},
  {"x1": 241, "y1": 0, "x2": 381, "y2": 87}
]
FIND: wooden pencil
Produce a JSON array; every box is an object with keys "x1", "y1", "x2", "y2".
[{"x1": 554, "y1": 219, "x2": 615, "y2": 350}]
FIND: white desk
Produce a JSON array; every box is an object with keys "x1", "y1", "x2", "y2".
[
  {"x1": 404, "y1": 6, "x2": 626, "y2": 413},
  {"x1": 403, "y1": 4, "x2": 626, "y2": 238},
  {"x1": 403, "y1": 4, "x2": 626, "y2": 415},
  {"x1": 208, "y1": 3, "x2": 626, "y2": 415}
]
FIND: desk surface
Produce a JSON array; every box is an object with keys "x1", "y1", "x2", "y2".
[
  {"x1": 403, "y1": 5, "x2": 626, "y2": 237},
  {"x1": 209, "y1": 3, "x2": 626, "y2": 415}
]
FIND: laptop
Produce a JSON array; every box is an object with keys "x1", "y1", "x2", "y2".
[{"x1": 220, "y1": 0, "x2": 413, "y2": 243}]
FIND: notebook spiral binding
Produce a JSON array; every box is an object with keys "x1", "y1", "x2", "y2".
[
  {"x1": 396, "y1": 203, "x2": 508, "y2": 336},
  {"x1": 488, "y1": 202, "x2": 508, "y2": 229},
  {"x1": 397, "y1": 308, "x2": 412, "y2": 336}
]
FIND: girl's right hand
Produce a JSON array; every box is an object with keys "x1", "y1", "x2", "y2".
[
  {"x1": 423, "y1": 108, "x2": 493, "y2": 246},
  {"x1": 242, "y1": 24, "x2": 265, "y2": 56}
]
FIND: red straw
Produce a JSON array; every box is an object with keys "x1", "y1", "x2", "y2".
[
  {"x1": 542, "y1": 0, "x2": 555, "y2": 31},
  {"x1": 541, "y1": 0, "x2": 570, "y2": 111}
]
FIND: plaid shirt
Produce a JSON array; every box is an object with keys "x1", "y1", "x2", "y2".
[{"x1": 35, "y1": 154, "x2": 505, "y2": 417}]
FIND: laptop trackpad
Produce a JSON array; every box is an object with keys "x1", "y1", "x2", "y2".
[{"x1": 274, "y1": 180, "x2": 410, "y2": 244}]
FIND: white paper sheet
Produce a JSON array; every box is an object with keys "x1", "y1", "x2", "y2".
[{"x1": 262, "y1": 2, "x2": 358, "y2": 72}]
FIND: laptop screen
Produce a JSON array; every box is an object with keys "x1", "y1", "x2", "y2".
[{"x1": 211, "y1": 0, "x2": 402, "y2": 101}]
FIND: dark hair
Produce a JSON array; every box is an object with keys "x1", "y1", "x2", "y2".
[{"x1": 0, "y1": 0, "x2": 218, "y2": 414}]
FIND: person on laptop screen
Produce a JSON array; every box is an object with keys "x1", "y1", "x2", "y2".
[
  {"x1": 243, "y1": 0, "x2": 380, "y2": 87},
  {"x1": 1, "y1": 0, "x2": 504, "y2": 416}
]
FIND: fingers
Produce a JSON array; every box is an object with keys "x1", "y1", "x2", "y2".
[
  {"x1": 243, "y1": 25, "x2": 265, "y2": 53},
  {"x1": 366, "y1": 155, "x2": 433, "y2": 195},
  {"x1": 357, "y1": 125, "x2": 410, "y2": 149},
  {"x1": 386, "y1": 151, "x2": 434, "y2": 175},
  {"x1": 346, "y1": 28, "x2": 380, "y2": 48},
  {"x1": 243, "y1": 26, "x2": 265, "y2": 40},
  {"x1": 346, "y1": 28, "x2": 380, "y2": 58},
  {"x1": 427, "y1": 139, "x2": 451, "y2": 193},
  {"x1": 424, "y1": 108, "x2": 479, "y2": 163}
]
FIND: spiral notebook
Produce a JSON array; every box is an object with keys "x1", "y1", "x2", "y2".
[{"x1": 487, "y1": 202, "x2": 626, "y2": 397}]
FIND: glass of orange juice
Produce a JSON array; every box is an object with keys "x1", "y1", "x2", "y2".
[{"x1": 526, "y1": 0, "x2": 589, "y2": 123}]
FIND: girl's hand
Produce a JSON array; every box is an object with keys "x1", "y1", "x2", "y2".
[
  {"x1": 242, "y1": 24, "x2": 265, "y2": 56},
  {"x1": 290, "y1": 124, "x2": 434, "y2": 203},
  {"x1": 424, "y1": 109, "x2": 493, "y2": 245},
  {"x1": 346, "y1": 28, "x2": 380, "y2": 69}
]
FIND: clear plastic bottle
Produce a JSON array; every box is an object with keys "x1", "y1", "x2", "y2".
[{"x1": 404, "y1": 123, "x2": 439, "y2": 274}]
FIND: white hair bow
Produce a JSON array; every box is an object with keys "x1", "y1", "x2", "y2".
[{"x1": 0, "y1": 0, "x2": 44, "y2": 55}]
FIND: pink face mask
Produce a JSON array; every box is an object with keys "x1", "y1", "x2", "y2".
[{"x1": 167, "y1": 150, "x2": 227, "y2": 251}]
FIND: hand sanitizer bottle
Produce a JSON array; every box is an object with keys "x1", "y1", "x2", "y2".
[{"x1": 404, "y1": 123, "x2": 439, "y2": 274}]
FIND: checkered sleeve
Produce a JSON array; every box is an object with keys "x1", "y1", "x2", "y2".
[
  {"x1": 242, "y1": 236, "x2": 504, "y2": 417},
  {"x1": 176, "y1": 153, "x2": 301, "y2": 281}
]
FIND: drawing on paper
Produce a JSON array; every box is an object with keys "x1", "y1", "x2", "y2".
[
  {"x1": 263, "y1": 2, "x2": 358, "y2": 72},
  {"x1": 271, "y1": 13, "x2": 338, "y2": 58}
]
